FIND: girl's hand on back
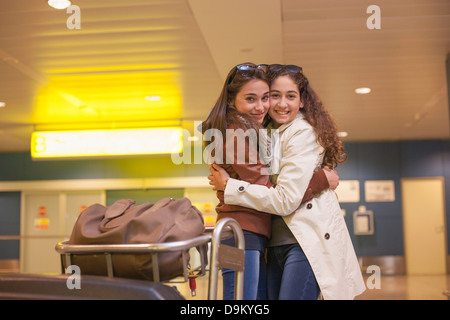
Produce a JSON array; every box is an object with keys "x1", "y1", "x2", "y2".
[
  {"x1": 323, "y1": 166, "x2": 339, "y2": 190},
  {"x1": 208, "y1": 164, "x2": 230, "y2": 191}
]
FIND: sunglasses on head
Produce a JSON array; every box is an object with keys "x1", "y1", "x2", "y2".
[
  {"x1": 236, "y1": 64, "x2": 269, "y2": 72},
  {"x1": 227, "y1": 64, "x2": 303, "y2": 85},
  {"x1": 269, "y1": 64, "x2": 303, "y2": 74},
  {"x1": 227, "y1": 64, "x2": 269, "y2": 85}
]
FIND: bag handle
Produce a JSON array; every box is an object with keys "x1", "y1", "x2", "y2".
[
  {"x1": 104, "y1": 199, "x2": 135, "y2": 220},
  {"x1": 145, "y1": 197, "x2": 175, "y2": 213},
  {"x1": 100, "y1": 197, "x2": 175, "y2": 232},
  {"x1": 103, "y1": 197, "x2": 174, "y2": 221}
]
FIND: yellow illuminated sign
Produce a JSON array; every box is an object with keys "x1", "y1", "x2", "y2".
[
  {"x1": 31, "y1": 127, "x2": 183, "y2": 160},
  {"x1": 31, "y1": 69, "x2": 182, "y2": 124}
]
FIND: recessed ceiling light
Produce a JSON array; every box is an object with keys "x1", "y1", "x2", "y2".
[
  {"x1": 338, "y1": 131, "x2": 348, "y2": 138},
  {"x1": 355, "y1": 87, "x2": 371, "y2": 94},
  {"x1": 48, "y1": 0, "x2": 71, "y2": 9},
  {"x1": 0, "y1": 102, "x2": 6, "y2": 108},
  {"x1": 145, "y1": 95, "x2": 161, "y2": 101}
]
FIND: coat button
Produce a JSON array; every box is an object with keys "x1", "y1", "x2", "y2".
[
  {"x1": 306, "y1": 203, "x2": 313, "y2": 209},
  {"x1": 324, "y1": 233, "x2": 330, "y2": 240},
  {"x1": 238, "y1": 186, "x2": 245, "y2": 192}
]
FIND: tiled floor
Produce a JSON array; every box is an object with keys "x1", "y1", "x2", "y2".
[
  {"x1": 356, "y1": 274, "x2": 450, "y2": 300},
  {"x1": 174, "y1": 274, "x2": 450, "y2": 300}
]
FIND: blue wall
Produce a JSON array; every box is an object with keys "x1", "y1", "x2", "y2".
[
  {"x1": 0, "y1": 139, "x2": 449, "y2": 259},
  {"x1": 0, "y1": 192, "x2": 20, "y2": 259},
  {"x1": 339, "y1": 140, "x2": 450, "y2": 256}
]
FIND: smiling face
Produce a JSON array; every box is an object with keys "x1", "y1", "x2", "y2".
[
  {"x1": 269, "y1": 75, "x2": 302, "y2": 128},
  {"x1": 233, "y1": 79, "x2": 270, "y2": 124}
]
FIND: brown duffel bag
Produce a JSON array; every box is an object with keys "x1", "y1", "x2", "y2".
[{"x1": 67, "y1": 197, "x2": 205, "y2": 281}]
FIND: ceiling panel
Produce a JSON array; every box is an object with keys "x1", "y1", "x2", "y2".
[
  {"x1": 282, "y1": 0, "x2": 450, "y2": 141},
  {"x1": 0, "y1": 0, "x2": 449, "y2": 153}
]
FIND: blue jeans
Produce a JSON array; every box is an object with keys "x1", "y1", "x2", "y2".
[
  {"x1": 222, "y1": 231, "x2": 267, "y2": 300},
  {"x1": 267, "y1": 243, "x2": 320, "y2": 300}
]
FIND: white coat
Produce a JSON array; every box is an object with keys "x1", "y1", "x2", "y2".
[{"x1": 224, "y1": 112, "x2": 366, "y2": 300}]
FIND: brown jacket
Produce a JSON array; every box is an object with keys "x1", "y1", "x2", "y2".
[{"x1": 214, "y1": 109, "x2": 329, "y2": 239}]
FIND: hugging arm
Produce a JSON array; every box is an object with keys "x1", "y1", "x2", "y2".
[
  {"x1": 301, "y1": 168, "x2": 330, "y2": 204},
  {"x1": 209, "y1": 164, "x2": 337, "y2": 204},
  {"x1": 211, "y1": 126, "x2": 324, "y2": 216}
]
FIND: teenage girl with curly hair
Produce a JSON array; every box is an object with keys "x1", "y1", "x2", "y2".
[
  {"x1": 203, "y1": 63, "x2": 336, "y2": 300},
  {"x1": 210, "y1": 64, "x2": 365, "y2": 300}
]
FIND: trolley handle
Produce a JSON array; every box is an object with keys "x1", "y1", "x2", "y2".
[
  {"x1": 55, "y1": 234, "x2": 211, "y2": 254},
  {"x1": 55, "y1": 234, "x2": 211, "y2": 282},
  {"x1": 208, "y1": 217, "x2": 245, "y2": 300}
]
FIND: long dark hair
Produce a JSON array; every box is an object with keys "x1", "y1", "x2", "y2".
[
  {"x1": 201, "y1": 63, "x2": 268, "y2": 137},
  {"x1": 268, "y1": 66, "x2": 347, "y2": 169}
]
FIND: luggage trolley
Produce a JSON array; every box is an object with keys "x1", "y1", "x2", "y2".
[{"x1": 55, "y1": 217, "x2": 245, "y2": 300}]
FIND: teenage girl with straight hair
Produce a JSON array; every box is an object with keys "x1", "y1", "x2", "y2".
[
  {"x1": 209, "y1": 64, "x2": 366, "y2": 300},
  {"x1": 202, "y1": 63, "x2": 335, "y2": 300}
]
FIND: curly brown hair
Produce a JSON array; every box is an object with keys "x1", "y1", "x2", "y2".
[{"x1": 268, "y1": 66, "x2": 347, "y2": 169}]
